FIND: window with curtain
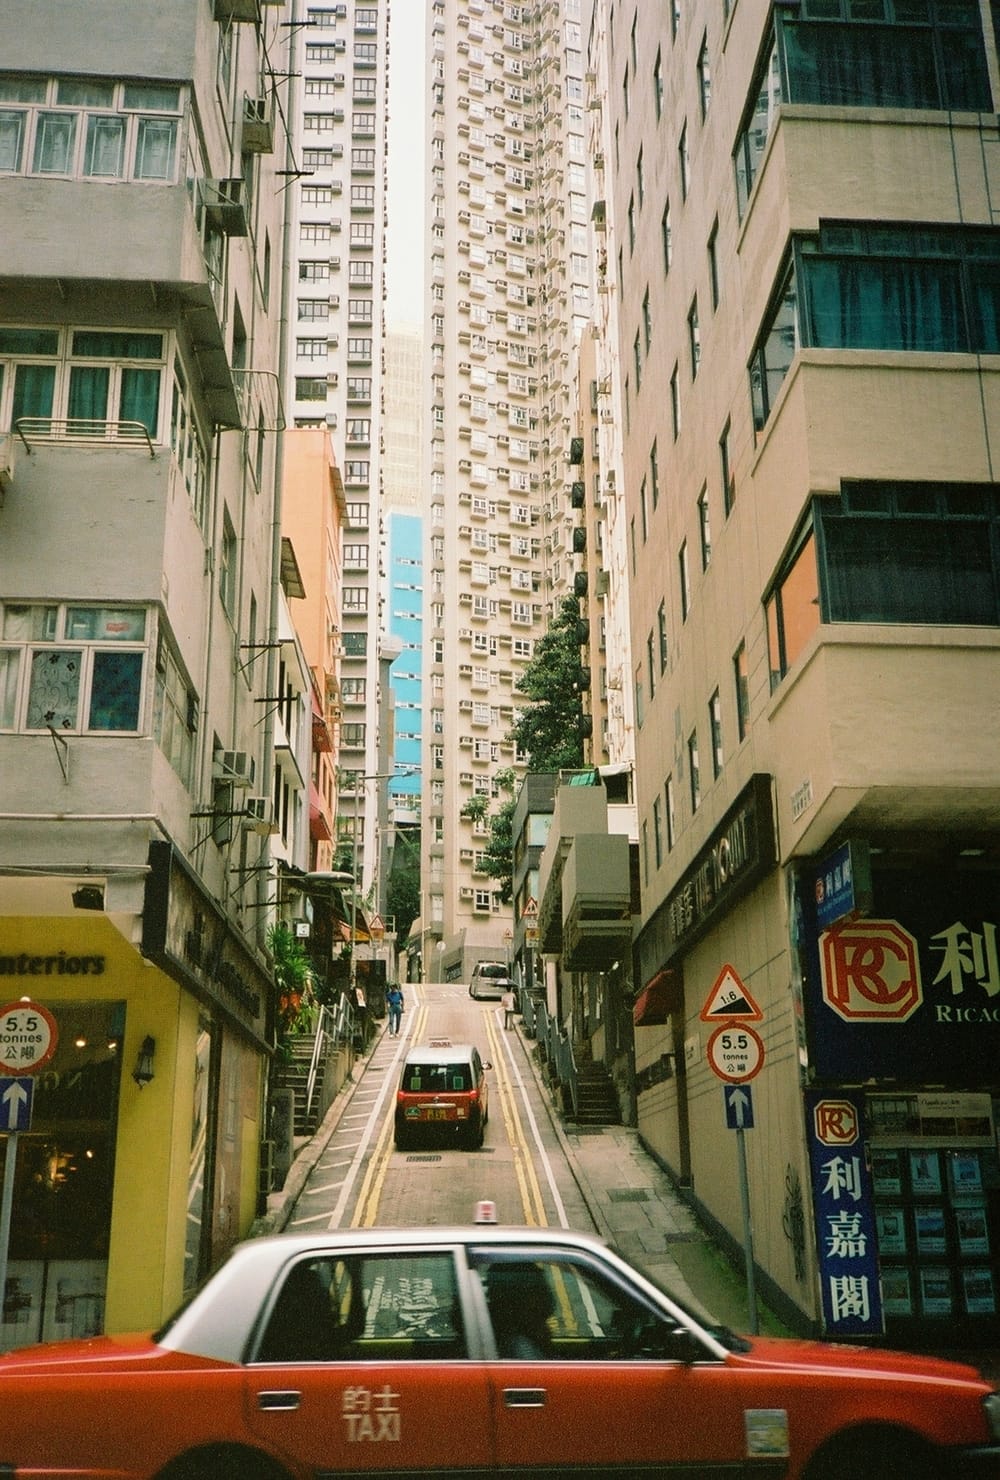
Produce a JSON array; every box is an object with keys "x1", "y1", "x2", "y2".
[
  {"x1": 0, "y1": 326, "x2": 163, "y2": 438},
  {"x1": 1, "y1": 603, "x2": 147, "y2": 733},
  {"x1": 735, "y1": 0, "x2": 992, "y2": 217},
  {"x1": 751, "y1": 224, "x2": 1000, "y2": 430},
  {"x1": 765, "y1": 483, "x2": 1000, "y2": 690}
]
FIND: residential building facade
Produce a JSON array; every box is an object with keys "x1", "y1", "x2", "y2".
[
  {"x1": 595, "y1": 0, "x2": 1000, "y2": 1346},
  {"x1": 0, "y1": 0, "x2": 291, "y2": 1345},
  {"x1": 284, "y1": 0, "x2": 392, "y2": 901},
  {"x1": 421, "y1": 0, "x2": 595, "y2": 979}
]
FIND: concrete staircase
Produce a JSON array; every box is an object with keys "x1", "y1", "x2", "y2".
[
  {"x1": 574, "y1": 1061, "x2": 622, "y2": 1125},
  {"x1": 273, "y1": 1031, "x2": 329, "y2": 1136}
]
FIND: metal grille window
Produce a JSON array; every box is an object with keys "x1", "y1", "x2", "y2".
[{"x1": 0, "y1": 76, "x2": 181, "y2": 181}]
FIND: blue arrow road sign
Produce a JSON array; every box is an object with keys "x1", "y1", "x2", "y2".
[
  {"x1": 724, "y1": 1083, "x2": 754, "y2": 1130},
  {"x1": 0, "y1": 1076, "x2": 33, "y2": 1133}
]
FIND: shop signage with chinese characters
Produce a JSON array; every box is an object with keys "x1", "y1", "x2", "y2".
[
  {"x1": 141, "y1": 842, "x2": 270, "y2": 1044},
  {"x1": 636, "y1": 775, "x2": 775, "y2": 978},
  {"x1": 813, "y1": 840, "x2": 872, "y2": 931},
  {"x1": 805, "y1": 1089, "x2": 883, "y2": 1337}
]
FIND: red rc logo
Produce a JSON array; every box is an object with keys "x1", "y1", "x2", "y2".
[
  {"x1": 813, "y1": 1099, "x2": 859, "y2": 1146},
  {"x1": 820, "y1": 919, "x2": 923, "y2": 1023}
]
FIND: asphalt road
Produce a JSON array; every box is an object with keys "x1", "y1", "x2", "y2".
[{"x1": 282, "y1": 981, "x2": 596, "y2": 1234}]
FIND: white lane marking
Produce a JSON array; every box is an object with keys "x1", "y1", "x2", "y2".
[
  {"x1": 494, "y1": 1011, "x2": 569, "y2": 1228},
  {"x1": 301, "y1": 1179, "x2": 345, "y2": 1197},
  {"x1": 288, "y1": 1210, "x2": 337, "y2": 1227},
  {"x1": 326, "y1": 1033, "x2": 411, "y2": 1228}
]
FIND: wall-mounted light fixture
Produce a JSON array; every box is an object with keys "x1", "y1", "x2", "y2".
[{"x1": 132, "y1": 1035, "x2": 156, "y2": 1088}]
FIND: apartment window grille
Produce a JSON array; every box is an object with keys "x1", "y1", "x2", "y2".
[{"x1": 0, "y1": 77, "x2": 181, "y2": 181}]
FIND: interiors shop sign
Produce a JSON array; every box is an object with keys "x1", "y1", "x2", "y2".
[
  {"x1": 800, "y1": 864, "x2": 1000, "y2": 1086},
  {"x1": 636, "y1": 774, "x2": 776, "y2": 985},
  {"x1": 141, "y1": 840, "x2": 270, "y2": 1046}
]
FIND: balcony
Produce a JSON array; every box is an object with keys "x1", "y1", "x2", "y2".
[{"x1": 537, "y1": 771, "x2": 635, "y2": 968}]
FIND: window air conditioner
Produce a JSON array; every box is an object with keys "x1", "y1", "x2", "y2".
[{"x1": 214, "y1": 750, "x2": 256, "y2": 787}]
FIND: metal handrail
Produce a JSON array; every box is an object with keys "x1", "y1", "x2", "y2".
[
  {"x1": 303, "y1": 1004, "x2": 334, "y2": 1123},
  {"x1": 15, "y1": 417, "x2": 157, "y2": 458}
]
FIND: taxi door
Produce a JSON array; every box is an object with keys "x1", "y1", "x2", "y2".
[
  {"x1": 474, "y1": 1250, "x2": 776, "y2": 1477},
  {"x1": 244, "y1": 1247, "x2": 495, "y2": 1477}
]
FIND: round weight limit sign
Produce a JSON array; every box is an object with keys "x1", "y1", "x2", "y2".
[
  {"x1": 706, "y1": 1021, "x2": 765, "y2": 1083},
  {"x1": 0, "y1": 999, "x2": 59, "y2": 1076}
]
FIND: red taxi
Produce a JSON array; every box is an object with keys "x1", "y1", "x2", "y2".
[
  {"x1": 0, "y1": 1226, "x2": 998, "y2": 1479},
  {"x1": 394, "y1": 1040, "x2": 490, "y2": 1149}
]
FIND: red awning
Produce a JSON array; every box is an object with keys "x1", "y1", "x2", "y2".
[
  {"x1": 309, "y1": 802, "x2": 333, "y2": 841},
  {"x1": 633, "y1": 969, "x2": 678, "y2": 1026}
]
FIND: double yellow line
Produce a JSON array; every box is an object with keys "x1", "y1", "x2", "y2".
[{"x1": 350, "y1": 992, "x2": 548, "y2": 1229}]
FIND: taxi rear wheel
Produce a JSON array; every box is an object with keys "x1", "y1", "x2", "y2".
[{"x1": 157, "y1": 1444, "x2": 292, "y2": 1480}]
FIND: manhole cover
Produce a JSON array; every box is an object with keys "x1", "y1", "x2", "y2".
[{"x1": 608, "y1": 1188, "x2": 650, "y2": 1203}]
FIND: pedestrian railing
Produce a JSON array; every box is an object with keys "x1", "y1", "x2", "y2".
[
  {"x1": 304, "y1": 997, "x2": 355, "y2": 1124},
  {"x1": 519, "y1": 995, "x2": 578, "y2": 1118}
]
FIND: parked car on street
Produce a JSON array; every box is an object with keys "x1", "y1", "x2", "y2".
[
  {"x1": 394, "y1": 1040, "x2": 490, "y2": 1148},
  {"x1": 0, "y1": 1225, "x2": 997, "y2": 1480},
  {"x1": 469, "y1": 961, "x2": 514, "y2": 1000}
]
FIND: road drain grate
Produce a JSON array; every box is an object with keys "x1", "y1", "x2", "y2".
[{"x1": 406, "y1": 1154, "x2": 443, "y2": 1162}]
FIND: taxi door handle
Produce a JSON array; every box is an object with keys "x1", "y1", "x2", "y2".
[
  {"x1": 503, "y1": 1387, "x2": 547, "y2": 1408},
  {"x1": 257, "y1": 1390, "x2": 302, "y2": 1411}
]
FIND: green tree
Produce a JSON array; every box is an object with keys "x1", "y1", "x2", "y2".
[
  {"x1": 511, "y1": 594, "x2": 586, "y2": 771},
  {"x1": 386, "y1": 825, "x2": 421, "y2": 943}
]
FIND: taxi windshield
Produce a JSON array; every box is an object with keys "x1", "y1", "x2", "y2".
[{"x1": 402, "y1": 1062, "x2": 473, "y2": 1092}]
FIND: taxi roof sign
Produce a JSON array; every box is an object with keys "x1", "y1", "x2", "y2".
[{"x1": 700, "y1": 965, "x2": 763, "y2": 1023}]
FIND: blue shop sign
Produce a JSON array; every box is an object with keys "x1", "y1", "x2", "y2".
[
  {"x1": 814, "y1": 840, "x2": 872, "y2": 931},
  {"x1": 805, "y1": 1089, "x2": 883, "y2": 1338}
]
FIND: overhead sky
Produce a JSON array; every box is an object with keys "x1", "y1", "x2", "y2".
[{"x1": 386, "y1": 1, "x2": 427, "y2": 324}]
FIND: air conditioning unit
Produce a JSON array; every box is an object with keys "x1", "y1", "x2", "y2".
[
  {"x1": 242, "y1": 95, "x2": 274, "y2": 154},
  {"x1": 244, "y1": 797, "x2": 276, "y2": 835},
  {"x1": 460, "y1": 887, "x2": 474, "y2": 900},
  {"x1": 202, "y1": 178, "x2": 249, "y2": 236},
  {"x1": 214, "y1": 750, "x2": 256, "y2": 787}
]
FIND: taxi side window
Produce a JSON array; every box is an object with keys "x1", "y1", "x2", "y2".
[
  {"x1": 255, "y1": 1253, "x2": 467, "y2": 1363},
  {"x1": 473, "y1": 1251, "x2": 679, "y2": 1361}
]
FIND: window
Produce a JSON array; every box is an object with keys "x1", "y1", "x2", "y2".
[
  {"x1": 1, "y1": 602, "x2": 146, "y2": 734},
  {"x1": 823, "y1": 479, "x2": 1000, "y2": 626},
  {"x1": 256, "y1": 1252, "x2": 466, "y2": 1364},
  {"x1": 688, "y1": 297, "x2": 700, "y2": 377},
  {"x1": 0, "y1": 77, "x2": 181, "y2": 182},
  {"x1": 698, "y1": 35, "x2": 712, "y2": 117},
  {"x1": 670, "y1": 364, "x2": 681, "y2": 439},
  {"x1": 653, "y1": 49, "x2": 664, "y2": 117},
  {"x1": 219, "y1": 512, "x2": 237, "y2": 618},
  {"x1": 765, "y1": 522, "x2": 819, "y2": 689},
  {"x1": 708, "y1": 219, "x2": 720, "y2": 309},
  {"x1": 0, "y1": 325, "x2": 164, "y2": 440},
  {"x1": 299, "y1": 260, "x2": 330, "y2": 282},
  {"x1": 698, "y1": 487, "x2": 712, "y2": 569},
  {"x1": 661, "y1": 200, "x2": 672, "y2": 273},
  {"x1": 653, "y1": 795, "x2": 663, "y2": 869},
  {"x1": 753, "y1": 223, "x2": 1000, "y2": 431},
  {"x1": 658, "y1": 600, "x2": 669, "y2": 673},
  {"x1": 635, "y1": 667, "x2": 644, "y2": 728},
  {"x1": 295, "y1": 376, "x2": 327, "y2": 401},
  {"x1": 642, "y1": 288, "x2": 652, "y2": 352},
  {"x1": 650, "y1": 440, "x2": 660, "y2": 509},
  {"x1": 633, "y1": 330, "x2": 642, "y2": 389},
  {"x1": 688, "y1": 732, "x2": 701, "y2": 811},
  {"x1": 636, "y1": 145, "x2": 645, "y2": 207},
  {"x1": 709, "y1": 690, "x2": 723, "y2": 778},
  {"x1": 297, "y1": 299, "x2": 329, "y2": 321},
  {"x1": 665, "y1": 776, "x2": 677, "y2": 850},
  {"x1": 646, "y1": 631, "x2": 656, "y2": 700},
  {"x1": 734, "y1": 642, "x2": 750, "y2": 741},
  {"x1": 734, "y1": 40, "x2": 782, "y2": 218},
  {"x1": 155, "y1": 634, "x2": 197, "y2": 786},
  {"x1": 679, "y1": 541, "x2": 691, "y2": 619},
  {"x1": 678, "y1": 122, "x2": 689, "y2": 200},
  {"x1": 720, "y1": 420, "x2": 735, "y2": 515}
]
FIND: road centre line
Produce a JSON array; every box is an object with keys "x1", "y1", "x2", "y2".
[{"x1": 491, "y1": 1008, "x2": 570, "y2": 1228}]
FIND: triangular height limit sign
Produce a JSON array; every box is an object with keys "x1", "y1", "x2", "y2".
[{"x1": 700, "y1": 964, "x2": 763, "y2": 1023}]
